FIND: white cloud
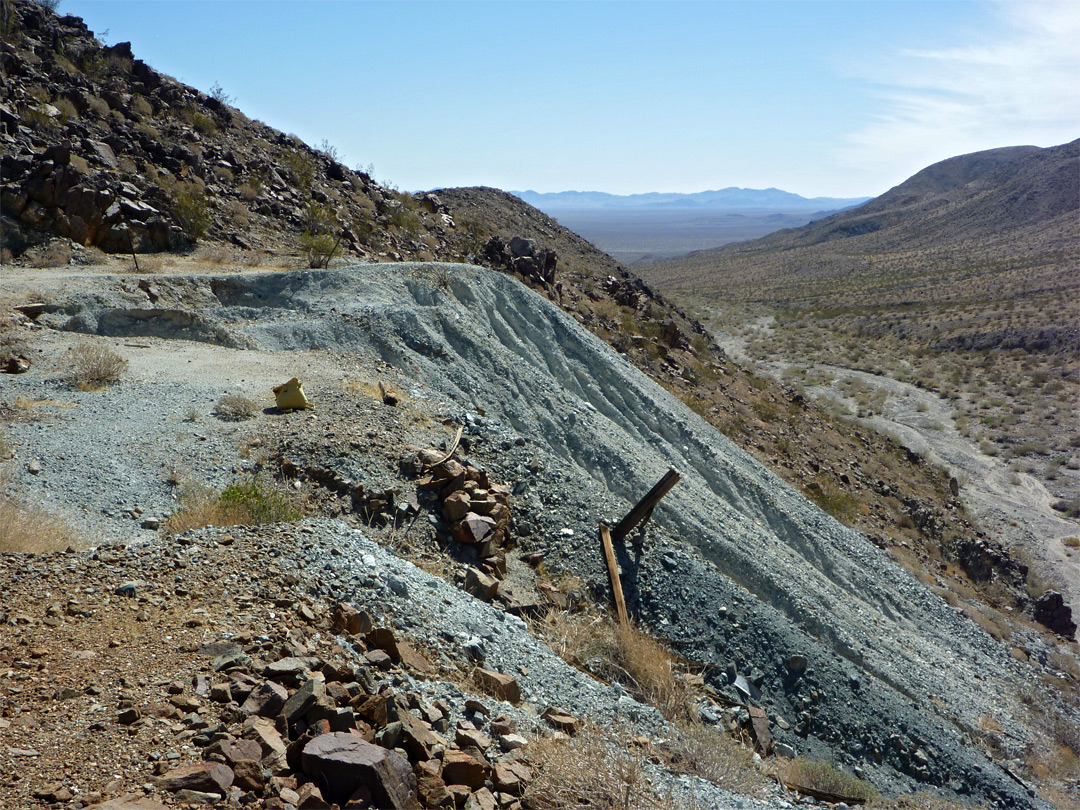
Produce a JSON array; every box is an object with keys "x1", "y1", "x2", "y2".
[{"x1": 841, "y1": 0, "x2": 1080, "y2": 192}]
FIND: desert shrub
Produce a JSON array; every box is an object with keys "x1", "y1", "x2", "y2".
[
  {"x1": 131, "y1": 94, "x2": 153, "y2": 117},
  {"x1": 225, "y1": 199, "x2": 249, "y2": 228},
  {"x1": 213, "y1": 394, "x2": 259, "y2": 421},
  {"x1": 408, "y1": 264, "x2": 452, "y2": 291},
  {"x1": 300, "y1": 230, "x2": 337, "y2": 268},
  {"x1": 663, "y1": 720, "x2": 763, "y2": 794},
  {"x1": 68, "y1": 343, "x2": 127, "y2": 390},
  {"x1": 804, "y1": 478, "x2": 858, "y2": 522},
  {"x1": 776, "y1": 757, "x2": 877, "y2": 802},
  {"x1": 238, "y1": 182, "x2": 260, "y2": 201},
  {"x1": 388, "y1": 192, "x2": 422, "y2": 234},
  {"x1": 85, "y1": 93, "x2": 110, "y2": 117},
  {"x1": 208, "y1": 81, "x2": 232, "y2": 105},
  {"x1": 0, "y1": 468, "x2": 80, "y2": 553},
  {"x1": 52, "y1": 96, "x2": 77, "y2": 121},
  {"x1": 134, "y1": 121, "x2": 160, "y2": 141},
  {"x1": 523, "y1": 727, "x2": 658, "y2": 810},
  {"x1": 22, "y1": 103, "x2": 59, "y2": 130},
  {"x1": 165, "y1": 477, "x2": 299, "y2": 534},
  {"x1": 538, "y1": 609, "x2": 695, "y2": 722},
  {"x1": 280, "y1": 148, "x2": 315, "y2": 191},
  {"x1": 171, "y1": 185, "x2": 210, "y2": 241},
  {"x1": 181, "y1": 108, "x2": 217, "y2": 135}
]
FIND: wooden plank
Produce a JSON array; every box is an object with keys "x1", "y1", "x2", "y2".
[
  {"x1": 600, "y1": 522, "x2": 629, "y2": 629},
  {"x1": 612, "y1": 467, "x2": 681, "y2": 542}
]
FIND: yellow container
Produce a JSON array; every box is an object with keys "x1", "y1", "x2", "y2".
[{"x1": 273, "y1": 378, "x2": 313, "y2": 412}]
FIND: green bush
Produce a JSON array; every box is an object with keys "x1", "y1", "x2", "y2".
[
  {"x1": 172, "y1": 185, "x2": 210, "y2": 241},
  {"x1": 217, "y1": 479, "x2": 298, "y2": 524},
  {"x1": 300, "y1": 230, "x2": 337, "y2": 268}
]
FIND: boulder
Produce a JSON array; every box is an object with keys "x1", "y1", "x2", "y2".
[
  {"x1": 474, "y1": 668, "x2": 520, "y2": 704},
  {"x1": 159, "y1": 762, "x2": 233, "y2": 795},
  {"x1": 301, "y1": 732, "x2": 420, "y2": 809},
  {"x1": 440, "y1": 749, "x2": 489, "y2": 789}
]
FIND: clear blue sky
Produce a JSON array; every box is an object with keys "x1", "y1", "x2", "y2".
[{"x1": 63, "y1": 0, "x2": 1079, "y2": 198}]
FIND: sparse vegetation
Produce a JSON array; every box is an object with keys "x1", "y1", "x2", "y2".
[
  {"x1": 775, "y1": 757, "x2": 878, "y2": 802},
  {"x1": 522, "y1": 726, "x2": 659, "y2": 810},
  {"x1": 213, "y1": 394, "x2": 259, "y2": 421},
  {"x1": 68, "y1": 342, "x2": 127, "y2": 390},
  {"x1": 536, "y1": 608, "x2": 696, "y2": 722},
  {"x1": 0, "y1": 468, "x2": 80, "y2": 553},
  {"x1": 165, "y1": 477, "x2": 299, "y2": 535},
  {"x1": 171, "y1": 183, "x2": 211, "y2": 241}
]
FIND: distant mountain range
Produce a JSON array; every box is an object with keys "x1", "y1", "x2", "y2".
[{"x1": 512, "y1": 188, "x2": 871, "y2": 213}]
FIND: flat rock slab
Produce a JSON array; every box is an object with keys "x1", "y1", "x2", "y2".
[
  {"x1": 159, "y1": 762, "x2": 233, "y2": 795},
  {"x1": 301, "y1": 731, "x2": 420, "y2": 809}
]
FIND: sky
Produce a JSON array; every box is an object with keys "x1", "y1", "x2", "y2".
[{"x1": 62, "y1": 0, "x2": 1079, "y2": 199}]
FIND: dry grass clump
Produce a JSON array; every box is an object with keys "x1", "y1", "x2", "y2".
[
  {"x1": 872, "y1": 793, "x2": 988, "y2": 810},
  {"x1": 213, "y1": 394, "x2": 260, "y2": 421},
  {"x1": 0, "y1": 468, "x2": 80, "y2": 553},
  {"x1": 538, "y1": 609, "x2": 696, "y2": 722},
  {"x1": 662, "y1": 719, "x2": 764, "y2": 795},
  {"x1": 408, "y1": 263, "x2": 453, "y2": 291},
  {"x1": 68, "y1": 343, "x2": 127, "y2": 390},
  {"x1": 775, "y1": 757, "x2": 878, "y2": 802},
  {"x1": 165, "y1": 477, "x2": 299, "y2": 534},
  {"x1": 523, "y1": 727, "x2": 658, "y2": 810}
]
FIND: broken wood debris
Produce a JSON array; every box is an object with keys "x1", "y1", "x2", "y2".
[
  {"x1": 599, "y1": 522, "x2": 629, "y2": 629},
  {"x1": 612, "y1": 466, "x2": 680, "y2": 542}
]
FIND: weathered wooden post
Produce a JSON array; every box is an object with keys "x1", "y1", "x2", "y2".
[
  {"x1": 599, "y1": 522, "x2": 629, "y2": 629},
  {"x1": 612, "y1": 467, "x2": 681, "y2": 542}
]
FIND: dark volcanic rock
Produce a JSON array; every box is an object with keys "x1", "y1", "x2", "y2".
[{"x1": 300, "y1": 732, "x2": 420, "y2": 809}]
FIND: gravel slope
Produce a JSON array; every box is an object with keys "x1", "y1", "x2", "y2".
[{"x1": 2, "y1": 263, "x2": 1067, "y2": 807}]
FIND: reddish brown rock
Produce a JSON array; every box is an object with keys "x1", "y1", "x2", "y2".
[
  {"x1": 464, "y1": 567, "x2": 499, "y2": 602},
  {"x1": 207, "y1": 736, "x2": 262, "y2": 765},
  {"x1": 295, "y1": 782, "x2": 331, "y2": 809},
  {"x1": 366, "y1": 627, "x2": 402, "y2": 662},
  {"x1": 399, "y1": 710, "x2": 442, "y2": 762},
  {"x1": 474, "y1": 668, "x2": 521, "y2": 704},
  {"x1": 443, "y1": 491, "x2": 472, "y2": 522},
  {"x1": 440, "y1": 749, "x2": 490, "y2": 789},
  {"x1": 397, "y1": 640, "x2": 435, "y2": 675},
  {"x1": 452, "y1": 512, "x2": 497, "y2": 545},
  {"x1": 301, "y1": 731, "x2": 420, "y2": 809},
  {"x1": 231, "y1": 760, "x2": 267, "y2": 792},
  {"x1": 159, "y1": 762, "x2": 234, "y2": 796},
  {"x1": 464, "y1": 786, "x2": 498, "y2": 810},
  {"x1": 455, "y1": 725, "x2": 491, "y2": 751},
  {"x1": 85, "y1": 796, "x2": 169, "y2": 810},
  {"x1": 541, "y1": 706, "x2": 581, "y2": 733},
  {"x1": 492, "y1": 761, "x2": 532, "y2": 795},
  {"x1": 414, "y1": 760, "x2": 453, "y2": 809},
  {"x1": 243, "y1": 716, "x2": 287, "y2": 760},
  {"x1": 331, "y1": 603, "x2": 373, "y2": 636}
]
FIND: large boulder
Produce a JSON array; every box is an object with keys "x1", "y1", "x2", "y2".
[{"x1": 301, "y1": 732, "x2": 420, "y2": 809}]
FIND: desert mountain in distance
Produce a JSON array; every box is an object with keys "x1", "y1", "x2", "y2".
[
  {"x1": 511, "y1": 187, "x2": 871, "y2": 264},
  {"x1": 513, "y1": 187, "x2": 870, "y2": 212},
  {"x1": 644, "y1": 139, "x2": 1078, "y2": 269}
]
